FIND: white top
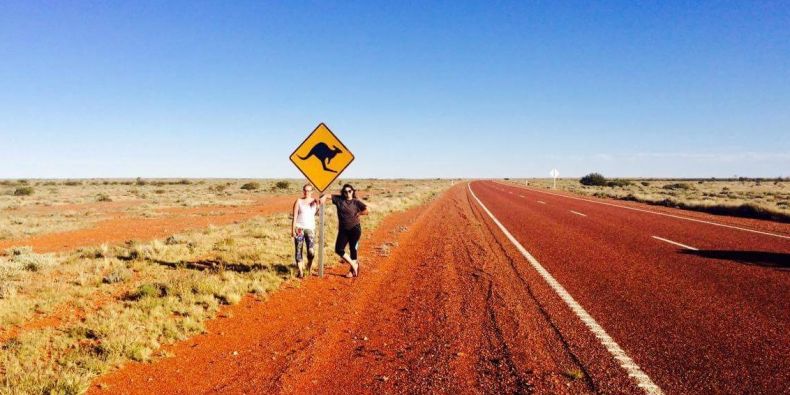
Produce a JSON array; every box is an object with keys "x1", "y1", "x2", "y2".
[{"x1": 294, "y1": 198, "x2": 317, "y2": 230}]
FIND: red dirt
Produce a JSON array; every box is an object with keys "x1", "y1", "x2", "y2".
[
  {"x1": 89, "y1": 184, "x2": 631, "y2": 394},
  {"x1": 0, "y1": 196, "x2": 293, "y2": 253}
]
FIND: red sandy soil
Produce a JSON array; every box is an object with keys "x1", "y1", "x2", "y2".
[
  {"x1": 0, "y1": 196, "x2": 293, "y2": 253},
  {"x1": 90, "y1": 183, "x2": 634, "y2": 394}
]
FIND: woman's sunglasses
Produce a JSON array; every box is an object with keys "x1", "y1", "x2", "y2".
[{"x1": 343, "y1": 189, "x2": 353, "y2": 194}]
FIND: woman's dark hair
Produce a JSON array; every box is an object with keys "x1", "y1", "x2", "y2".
[{"x1": 340, "y1": 183, "x2": 357, "y2": 199}]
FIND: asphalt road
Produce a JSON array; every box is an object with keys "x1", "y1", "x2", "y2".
[
  {"x1": 89, "y1": 182, "x2": 788, "y2": 394},
  {"x1": 469, "y1": 180, "x2": 790, "y2": 394}
]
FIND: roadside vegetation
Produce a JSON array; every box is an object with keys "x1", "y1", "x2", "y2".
[
  {"x1": 0, "y1": 179, "x2": 301, "y2": 241},
  {"x1": 509, "y1": 176, "x2": 790, "y2": 222},
  {"x1": 0, "y1": 179, "x2": 448, "y2": 394}
]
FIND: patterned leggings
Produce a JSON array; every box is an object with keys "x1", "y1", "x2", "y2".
[{"x1": 294, "y1": 228, "x2": 316, "y2": 263}]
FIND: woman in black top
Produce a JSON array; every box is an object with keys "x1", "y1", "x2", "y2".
[{"x1": 320, "y1": 183, "x2": 368, "y2": 278}]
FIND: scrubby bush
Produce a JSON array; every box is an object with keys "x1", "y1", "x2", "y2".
[
  {"x1": 241, "y1": 182, "x2": 260, "y2": 191},
  {"x1": 164, "y1": 235, "x2": 185, "y2": 245},
  {"x1": 130, "y1": 283, "x2": 168, "y2": 300},
  {"x1": 663, "y1": 183, "x2": 693, "y2": 190},
  {"x1": 96, "y1": 193, "x2": 112, "y2": 202},
  {"x1": 641, "y1": 181, "x2": 651, "y2": 186},
  {"x1": 275, "y1": 181, "x2": 290, "y2": 190},
  {"x1": 64, "y1": 180, "x2": 82, "y2": 186},
  {"x1": 0, "y1": 282, "x2": 17, "y2": 299},
  {"x1": 580, "y1": 173, "x2": 607, "y2": 186},
  {"x1": 135, "y1": 177, "x2": 147, "y2": 186},
  {"x1": 209, "y1": 184, "x2": 228, "y2": 192},
  {"x1": 10, "y1": 251, "x2": 56, "y2": 272},
  {"x1": 606, "y1": 179, "x2": 633, "y2": 187},
  {"x1": 177, "y1": 179, "x2": 192, "y2": 185},
  {"x1": 6, "y1": 246, "x2": 33, "y2": 256},
  {"x1": 13, "y1": 186, "x2": 34, "y2": 196},
  {"x1": 103, "y1": 268, "x2": 132, "y2": 284}
]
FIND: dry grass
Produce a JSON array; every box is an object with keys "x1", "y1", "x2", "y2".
[
  {"x1": 0, "y1": 179, "x2": 448, "y2": 394},
  {"x1": 506, "y1": 178, "x2": 790, "y2": 222},
  {"x1": 0, "y1": 179, "x2": 296, "y2": 241}
]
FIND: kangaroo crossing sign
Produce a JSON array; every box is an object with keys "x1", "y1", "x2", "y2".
[{"x1": 290, "y1": 123, "x2": 355, "y2": 192}]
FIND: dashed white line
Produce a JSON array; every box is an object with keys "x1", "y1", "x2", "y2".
[
  {"x1": 537, "y1": 200, "x2": 546, "y2": 204},
  {"x1": 570, "y1": 210, "x2": 587, "y2": 217},
  {"x1": 651, "y1": 236, "x2": 698, "y2": 251},
  {"x1": 494, "y1": 181, "x2": 790, "y2": 240},
  {"x1": 468, "y1": 183, "x2": 663, "y2": 395}
]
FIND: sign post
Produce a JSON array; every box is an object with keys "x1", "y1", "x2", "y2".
[
  {"x1": 289, "y1": 123, "x2": 355, "y2": 278},
  {"x1": 550, "y1": 168, "x2": 559, "y2": 189},
  {"x1": 318, "y1": 203, "x2": 325, "y2": 277}
]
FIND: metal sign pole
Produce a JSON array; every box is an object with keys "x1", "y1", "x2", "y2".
[{"x1": 318, "y1": 201, "x2": 325, "y2": 278}]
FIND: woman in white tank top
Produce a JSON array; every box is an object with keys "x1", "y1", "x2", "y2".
[{"x1": 292, "y1": 184, "x2": 319, "y2": 278}]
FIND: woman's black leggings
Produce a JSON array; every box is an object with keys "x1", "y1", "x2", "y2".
[{"x1": 335, "y1": 225, "x2": 362, "y2": 260}]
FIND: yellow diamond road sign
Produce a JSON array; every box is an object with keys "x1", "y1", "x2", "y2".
[{"x1": 290, "y1": 123, "x2": 354, "y2": 192}]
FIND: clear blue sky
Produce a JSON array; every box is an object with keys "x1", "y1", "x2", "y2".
[{"x1": 1, "y1": 1, "x2": 788, "y2": 178}]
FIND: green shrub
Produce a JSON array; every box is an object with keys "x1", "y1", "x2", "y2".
[
  {"x1": 13, "y1": 186, "x2": 34, "y2": 196},
  {"x1": 641, "y1": 181, "x2": 651, "y2": 186},
  {"x1": 275, "y1": 181, "x2": 290, "y2": 190},
  {"x1": 241, "y1": 182, "x2": 260, "y2": 191},
  {"x1": 96, "y1": 193, "x2": 112, "y2": 202},
  {"x1": 580, "y1": 173, "x2": 607, "y2": 186},
  {"x1": 64, "y1": 180, "x2": 81, "y2": 186}
]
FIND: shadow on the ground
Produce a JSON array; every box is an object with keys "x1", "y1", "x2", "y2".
[
  {"x1": 680, "y1": 250, "x2": 790, "y2": 269},
  {"x1": 150, "y1": 258, "x2": 293, "y2": 275}
]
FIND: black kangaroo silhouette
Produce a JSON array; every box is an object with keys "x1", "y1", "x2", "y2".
[{"x1": 298, "y1": 142, "x2": 343, "y2": 173}]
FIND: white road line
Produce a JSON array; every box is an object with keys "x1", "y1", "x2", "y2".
[
  {"x1": 651, "y1": 236, "x2": 698, "y2": 251},
  {"x1": 570, "y1": 210, "x2": 587, "y2": 217},
  {"x1": 494, "y1": 181, "x2": 790, "y2": 240},
  {"x1": 467, "y1": 183, "x2": 663, "y2": 395},
  {"x1": 519, "y1": 195, "x2": 525, "y2": 198},
  {"x1": 537, "y1": 200, "x2": 546, "y2": 204}
]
